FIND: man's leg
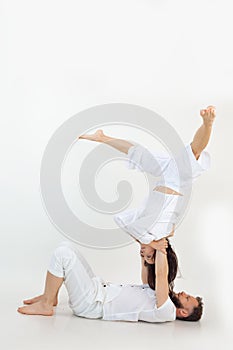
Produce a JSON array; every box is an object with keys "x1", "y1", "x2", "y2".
[
  {"x1": 23, "y1": 287, "x2": 59, "y2": 306},
  {"x1": 18, "y1": 244, "x2": 97, "y2": 316},
  {"x1": 18, "y1": 272, "x2": 63, "y2": 316},
  {"x1": 190, "y1": 105, "x2": 216, "y2": 160}
]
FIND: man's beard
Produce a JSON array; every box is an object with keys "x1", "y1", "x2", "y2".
[{"x1": 169, "y1": 291, "x2": 183, "y2": 308}]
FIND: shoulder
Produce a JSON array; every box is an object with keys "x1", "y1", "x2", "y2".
[
  {"x1": 155, "y1": 297, "x2": 176, "y2": 321},
  {"x1": 139, "y1": 298, "x2": 176, "y2": 323}
]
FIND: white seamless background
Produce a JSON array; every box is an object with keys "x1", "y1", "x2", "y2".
[{"x1": 1, "y1": 1, "x2": 233, "y2": 349}]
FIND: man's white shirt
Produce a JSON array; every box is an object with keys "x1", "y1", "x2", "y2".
[{"x1": 102, "y1": 283, "x2": 176, "y2": 322}]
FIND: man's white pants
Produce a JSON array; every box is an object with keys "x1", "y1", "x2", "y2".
[{"x1": 48, "y1": 242, "x2": 105, "y2": 319}]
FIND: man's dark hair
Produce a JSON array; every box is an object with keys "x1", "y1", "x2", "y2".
[
  {"x1": 177, "y1": 296, "x2": 203, "y2": 322},
  {"x1": 169, "y1": 292, "x2": 203, "y2": 322}
]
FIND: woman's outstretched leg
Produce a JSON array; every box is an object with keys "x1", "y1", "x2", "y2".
[
  {"x1": 18, "y1": 272, "x2": 63, "y2": 316},
  {"x1": 78, "y1": 129, "x2": 134, "y2": 154},
  {"x1": 191, "y1": 105, "x2": 216, "y2": 160}
]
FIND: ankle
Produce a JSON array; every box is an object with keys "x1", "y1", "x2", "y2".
[{"x1": 42, "y1": 295, "x2": 55, "y2": 306}]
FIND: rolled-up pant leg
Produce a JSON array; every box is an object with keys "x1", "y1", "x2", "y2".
[{"x1": 48, "y1": 242, "x2": 104, "y2": 318}]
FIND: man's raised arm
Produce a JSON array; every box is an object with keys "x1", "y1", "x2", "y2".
[{"x1": 155, "y1": 242, "x2": 169, "y2": 308}]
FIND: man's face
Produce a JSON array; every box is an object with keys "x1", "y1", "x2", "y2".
[{"x1": 174, "y1": 291, "x2": 199, "y2": 315}]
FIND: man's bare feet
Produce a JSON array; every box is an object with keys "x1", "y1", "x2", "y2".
[
  {"x1": 17, "y1": 301, "x2": 54, "y2": 316},
  {"x1": 23, "y1": 294, "x2": 58, "y2": 306},
  {"x1": 78, "y1": 129, "x2": 106, "y2": 142},
  {"x1": 200, "y1": 106, "x2": 216, "y2": 126}
]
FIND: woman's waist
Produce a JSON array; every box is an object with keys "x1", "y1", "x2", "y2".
[{"x1": 152, "y1": 185, "x2": 183, "y2": 196}]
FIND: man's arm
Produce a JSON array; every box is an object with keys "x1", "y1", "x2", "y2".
[
  {"x1": 155, "y1": 246, "x2": 169, "y2": 308},
  {"x1": 148, "y1": 238, "x2": 168, "y2": 254}
]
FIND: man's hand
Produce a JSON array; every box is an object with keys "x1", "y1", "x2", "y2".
[{"x1": 149, "y1": 238, "x2": 168, "y2": 255}]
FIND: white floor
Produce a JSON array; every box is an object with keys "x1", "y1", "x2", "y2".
[{"x1": 2, "y1": 274, "x2": 232, "y2": 350}]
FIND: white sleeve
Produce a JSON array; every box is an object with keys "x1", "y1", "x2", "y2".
[
  {"x1": 126, "y1": 229, "x2": 158, "y2": 245},
  {"x1": 175, "y1": 144, "x2": 211, "y2": 185},
  {"x1": 113, "y1": 215, "x2": 158, "y2": 245},
  {"x1": 139, "y1": 298, "x2": 176, "y2": 323},
  {"x1": 155, "y1": 298, "x2": 177, "y2": 322},
  {"x1": 185, "y1": 144, "x2": 211, "y2": 179}
]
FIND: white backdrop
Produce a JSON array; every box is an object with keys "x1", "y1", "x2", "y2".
[{"x1": 1, "y1": 0, "x2": 233, "y2": 349}]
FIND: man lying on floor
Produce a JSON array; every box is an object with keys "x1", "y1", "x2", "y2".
[{"x1": 18, "y1": 241, "x2": 203, "y2": 322}]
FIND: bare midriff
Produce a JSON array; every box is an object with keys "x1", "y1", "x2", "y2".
[{"x1": 153, "y1": 185, "x2": 183, "y2": 196}]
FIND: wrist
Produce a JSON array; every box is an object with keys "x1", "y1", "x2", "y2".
[
  {"x1": 203, "y1": 121, "x2": 213, "y2": 128},
  {"x1": 148, "y1": 241, "x2": 157, "y2": 249}
]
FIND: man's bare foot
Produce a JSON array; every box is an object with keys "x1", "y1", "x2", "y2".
[
  {"x1": 23, "y1": 294, "x2": 58, "y2": 306},
  {"x1": 78, "y1": 129, "x2": 106, "y2": 142},
  {"x1": 17, "y1": 301, "x2": 54, "y2": 316},
  {"x1": 200, "y1": 106, "x2": 216, "y2": 126}
]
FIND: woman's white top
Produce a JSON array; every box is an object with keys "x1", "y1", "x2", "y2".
[
  {"x1": 102, "y1": 283, "x2": 176, "y2": 323},
  {"x1": 113, "y1": 143, "x2": 211, "y2": 243}
]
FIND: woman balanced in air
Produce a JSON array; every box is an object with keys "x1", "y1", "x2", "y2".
[{"x1": 78, "y1": 105, "x2": 216, "y2": 289}]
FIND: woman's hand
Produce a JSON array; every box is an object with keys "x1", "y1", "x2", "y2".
[
  {"x1": 200, "y1": 106, "x2": 216, "y2": 126},
  {"x1": 149, "y1": 238, "x2": 168, "y2": 255}
]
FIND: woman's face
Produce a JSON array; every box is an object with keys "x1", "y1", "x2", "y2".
[{"x1": 140, "y1": 245, "x2": 155, "y2": 264}]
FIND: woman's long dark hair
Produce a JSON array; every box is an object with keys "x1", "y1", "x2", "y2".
[{"x1": 144, "y1": 239, "x2": 178, "y2": 291}]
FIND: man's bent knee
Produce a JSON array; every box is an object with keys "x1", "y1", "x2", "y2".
[{"x1": 53, "y1": 246, "x2": 77, "y2": 272}]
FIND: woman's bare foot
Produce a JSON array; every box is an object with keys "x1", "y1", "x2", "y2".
[
  {"x1": 17, "y1": 300, "x2": 54, "y2": 316},
  {"x1": 23, "y1": 294, "x2": 58, "y2": 306},
  {"x1": 78, "y1": 129, "x2": 106, "y2": 142},
  {"x1": 200, "y1": 106, "x2": 216, "y2": 126}
]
